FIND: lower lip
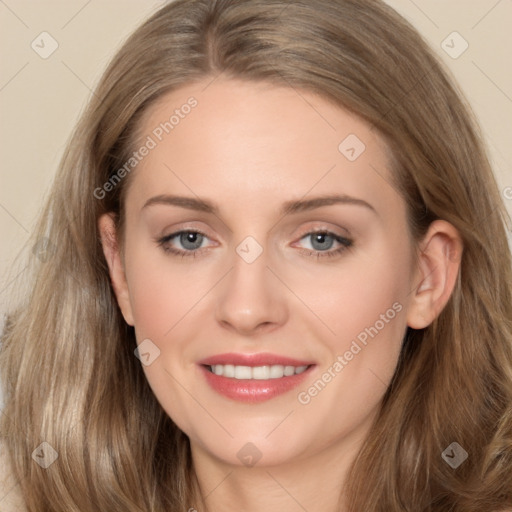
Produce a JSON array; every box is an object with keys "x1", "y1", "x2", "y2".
[{"x1": 199, "y1": 364, "x2": 315, "y2": 403}]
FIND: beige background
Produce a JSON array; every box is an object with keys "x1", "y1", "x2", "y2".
[{"x1": 1, "y1": 0, "x2": 511, "y2": 330}]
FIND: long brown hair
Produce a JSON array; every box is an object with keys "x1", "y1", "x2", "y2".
[{"x1": 1, "y1": 0, "x2": 511, "y2": 510}]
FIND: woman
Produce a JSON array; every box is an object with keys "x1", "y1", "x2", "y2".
[{"x1": 1, "y1": 0, "x2": 511, "y2": 510}]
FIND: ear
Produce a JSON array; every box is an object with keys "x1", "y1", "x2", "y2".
[
  {"x1": 407, "y1": 220, "x2": 463, "y2": 329},
  {"x1": 98, "y1": 213, "x2": 135, "y2": 326}
]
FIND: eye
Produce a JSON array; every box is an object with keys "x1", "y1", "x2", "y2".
[
  {"x1": 295, "y1": 230, "x2": 353, "y2": 259},
  {"x1": 156, "y1": 228, "x2": 353, "y2": 260},
  {"x1": 156, "y1": 230, "x2": 211, "y2": 258}
]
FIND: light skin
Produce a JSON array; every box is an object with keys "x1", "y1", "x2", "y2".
[{"x1": 99, "y1": 77, "x2": 463, "y2": 512}]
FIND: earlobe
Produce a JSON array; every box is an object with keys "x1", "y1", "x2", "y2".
[
  {"x1": 98, "y1": 213, "x2": 135, "y2": 326},
  {"x1": 406, "y1": 220, "x2": 463, "y2": 329}
]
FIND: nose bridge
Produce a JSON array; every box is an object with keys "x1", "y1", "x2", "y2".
[
  {"x1": 231, "y1": 240, "x2": 269, "y2": 288},
  {"x1": 214, "y1": 235, "x2": 287, "y2": 333}
]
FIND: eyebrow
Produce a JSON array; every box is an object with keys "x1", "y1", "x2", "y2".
[{"x1": 142, "y1": 193, "x2": 377, "y2": 216}]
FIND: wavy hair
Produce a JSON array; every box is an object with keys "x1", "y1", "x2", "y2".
[{"x1": 1, "y1": 0, "x2": 511, "y2": 510}]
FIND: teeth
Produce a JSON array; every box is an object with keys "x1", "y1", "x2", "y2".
[
  {"x1": 210, "y1": 364, "x2": 308, "y2": 379},
  {"x1": 252, "y1": 365, "x2": 270, "y2": 379},
  {"x1": 234, "y1": 365, "x2": 251, "y2": 379}
]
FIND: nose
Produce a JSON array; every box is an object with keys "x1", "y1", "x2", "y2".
[{"x1": 214, "y1": 246, "x2": 288, "y2": 336}]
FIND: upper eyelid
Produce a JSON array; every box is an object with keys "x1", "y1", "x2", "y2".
[
  {"x1": 159, "y1": 229, "x2": 211, "y2": 245},
  {"x1": 161, "y1": 218, "x2": 351, "y2": 236},
  {"x1": 292, "y1": 230, "x2": 352, "y2": 250}
]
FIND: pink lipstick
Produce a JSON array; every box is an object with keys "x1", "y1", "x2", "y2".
[{"x1": 197, "y1": 352, "x2": 315, "y2": 403}]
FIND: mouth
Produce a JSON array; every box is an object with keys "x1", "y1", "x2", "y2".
[{"x1": 197, "y1": 353, "x2": 316, "y2": 403}]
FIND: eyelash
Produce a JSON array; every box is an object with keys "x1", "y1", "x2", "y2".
[{"x1": 156, "y1": 229, "x2": 353, "y2": 260}]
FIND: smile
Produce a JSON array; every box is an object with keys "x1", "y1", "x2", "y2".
[
  {"x1": 207, "y1": 364, "x2": 309, "y2": 379},
  {"x1": 198, "y1": 354, "x2": 316, "y2": 403}
]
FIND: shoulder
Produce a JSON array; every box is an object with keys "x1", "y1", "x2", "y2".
[{"x1": 0, "y1": 439, "x2": 27, "y2": 512}]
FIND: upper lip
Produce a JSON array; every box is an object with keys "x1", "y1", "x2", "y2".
[{"x1": 198, "y1": 352, "x2": 315, "y2": 367}]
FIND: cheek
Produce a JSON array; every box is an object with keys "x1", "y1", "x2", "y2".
[
  {"x1": 288, "y1": 237, "x2": 411, "y2": 410},
  {"x1": 287, "y1": 238, "x2": 411, "y2": 348},
  {"x1": 123, "y1": 245, "x2": 207, "y2": 426},
  {"x1": 292, "y1": 263, "x2": 408, "y2": 437},
  {"x1": 125, "y1": 242, "x2": 206, "y2": 337}
]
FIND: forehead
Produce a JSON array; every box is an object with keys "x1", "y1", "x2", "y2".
[{"x1": 125, "y1": 77, "x2": 401, "y2": 218}]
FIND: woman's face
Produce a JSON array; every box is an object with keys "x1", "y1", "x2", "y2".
[{"x1": 107, "y1": 77, "x2": 421, "y2": 468}]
